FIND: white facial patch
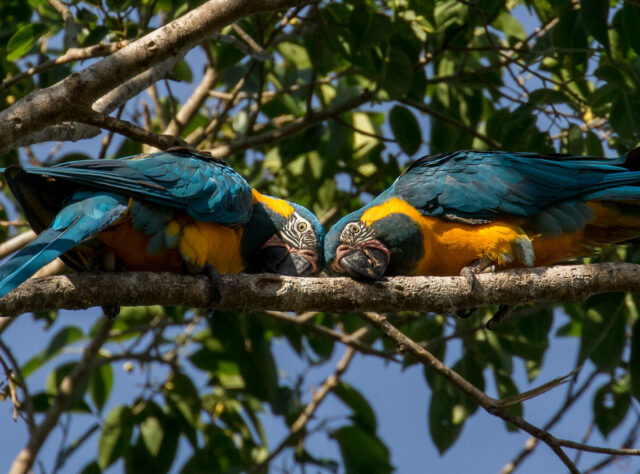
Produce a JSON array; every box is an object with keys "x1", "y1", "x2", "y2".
[{"x1": 281, "y1": 213, "x2": 317, "y2": 250}]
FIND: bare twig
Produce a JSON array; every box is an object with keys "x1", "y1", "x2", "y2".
[
  {"x1": 46, "y1": 0, "x2": 80, "y2": 48},
  {"x1": 359, "y1": 311, "x2": 580, "y2": 473},
  {"x1": 76, "y1": 109, "x2": 187, "y2": 149},
  {"x1": 0, "y1": 232, "x2": 37, "y2": 260},
  {"x1": 163, "y1": 66, "x2": 217, "y2": 137},
  {"x1": 0, "y1": 42, "x2": 130, "y2": 93},
  {"x1": 500, "y1": 370, "x2": 598, "y2": 474},
  {"x1": 9, "y1": 317, "x2": 115, "y2": 474},
  {"x1": 207, "y1": 89, "x2": 373, "y2": 158},
  {"x1": 249, "y1": 344, "x2": 358, "y2": 473},
  {"x1": 400, "y1": 98, "x2": 501, "y2": 148}
]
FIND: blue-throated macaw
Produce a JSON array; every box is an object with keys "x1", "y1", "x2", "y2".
[
  {"x1": 0, "y1": 147, "x2": 324, "y2": 299},
  {"x1": 325, "y1": 149, "x2": 640, "y2": 283}
]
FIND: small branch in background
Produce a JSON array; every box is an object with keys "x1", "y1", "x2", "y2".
[
  {"x1": 0, "y1": 338, "x2": 35, "y2": 431},
  {"x1": 359, "y1": 311, "x2": 581, "y2": 473},
  {"x1": 146, "y1": 83, "x2": 167, "y2": 131},
  {"x1": 0, "y1": 42, "x2": 129, "y2": 94},
  {"x1": 98, "y1": 105, "x2": 125, "y2": 159},
  {"x1": 46, "y1": 0, "x2": 80, "y2": 48},
  {"x1": 9, "y1": 317, "x2": 115, "y2": 474},
  {"x1": 163, "y1": 66, "x2": 217, "y2": 137},
  {"x1": 208, "y1": 89, "x2": 373, "y2": 158},
  {"x1": 0, "y1": 221, "x2": 30, "y2": 228},
  {"x1": 231, "y1": 23, "x2": 272, "y2": 61},
  {"x1": 0, "y1": 231, "x2": 36, "y2": 260},
  {"x1": 500, "y1": 369, "x2": 599, "y2": 474},
  {"x1": 213, "y1": 31, "x2": 273, "y2": 62},
  {"x1": 76, "y1": 109, "x2": 186, "y2": 150},
  {"x1": 249, "y1": 343, "x2": 359, "y2": 473},
  {"x1": 189, "y1": 61, "x2": 259, "y2": 146},
  {"x1": 0, "y1": 352, "x2": 21, "y2": 422},
  {"x1": 32, "y1": 259, "x2": 67, "y2": 279},
  {"x1": 262, "y1": 310, "x2": 398, "y2": 361},
  {"x1": 400, "y1": 98, "x2": 501, "y2": 148}
]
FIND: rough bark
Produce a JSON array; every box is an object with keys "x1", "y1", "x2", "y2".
[
  {"x1": 0, "y1": 0, "x2": 307, "y2": 153},
  {"x1": 0, "y1": 263, "x2": 638, "y2": 317}
]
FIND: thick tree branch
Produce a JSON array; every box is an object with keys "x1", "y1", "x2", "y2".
[
  {"x1": 0, "y1": 263, "x2": 639, "y2": 317},
  {"x1": 0, "y1": 0, "x2": 308, "y2": 153}
]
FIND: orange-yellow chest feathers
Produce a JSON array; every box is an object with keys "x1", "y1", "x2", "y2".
[
  {"x1": 178, "y1": 219, "x2": 245, "y2": 274},
  {"x1": 97, "y1": 212, "x2": 245, "y2": 274}
]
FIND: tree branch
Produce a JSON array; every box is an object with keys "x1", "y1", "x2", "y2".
[
  {"x1": 0, "y1": 0, "x2": 308, "y2": 153},
  {"x1": 1, "y1": 263, "x2": 640, "y2": 317},
  {"x1": 207, "y1": 89, "x2": 373, "y2": 158}
]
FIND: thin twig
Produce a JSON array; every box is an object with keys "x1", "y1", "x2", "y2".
[
  {"x1": 9, "y1": 317, "x2": 115, "y2": 474},
  {"x1": 248, "y1": 344, "x2": 357, "y2": 473}
]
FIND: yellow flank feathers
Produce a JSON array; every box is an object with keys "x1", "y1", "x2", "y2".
[
  {"x1": 358, "y1": 197, "x2": 640, "y2": 276},
  {"x1": 361, "y1": 197, "x2": 534, "y2": 275},
  {"x1": 179, "y1": 220, "x2": 244, "y2": 274},
  {"x1": 252, "y1": 189, "x2": 294, "y2": 218}
]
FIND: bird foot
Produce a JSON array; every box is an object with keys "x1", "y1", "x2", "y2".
[
  {"x1": 460, "y1": 257, "x2": 494, "y2": 292},
  {"x1": 203, "y1": 263, "x2": 222, "y2": 304}
]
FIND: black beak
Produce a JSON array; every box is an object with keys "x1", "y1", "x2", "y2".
[
  {"x1": 338, "y1": 246, "x2": 389, "y2": 280},
  {"x1": 280, "y1": 252, "x2": 314, "y2": 276},
  {"x1": 259, "y1": 245, "x2": 319, "y2": 276}
]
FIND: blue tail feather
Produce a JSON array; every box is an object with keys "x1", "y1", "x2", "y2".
[{"x1": 0, "y1": 192, "x2": 128, "y2": 298}]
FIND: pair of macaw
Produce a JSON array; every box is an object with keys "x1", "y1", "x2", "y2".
[{"x1": 2, "y1": 146, "x2": 640, "y2": 301}]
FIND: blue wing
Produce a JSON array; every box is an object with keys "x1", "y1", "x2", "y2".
[
  {"x1": 0, "y1": 192, "x2": 128, "y2": 297},
  {"x1": 19, "y1": 148, "x2": 254, "y2": 225},
  {"x1": 391, "y1": 150, "x2": 640, "y2": 235}
]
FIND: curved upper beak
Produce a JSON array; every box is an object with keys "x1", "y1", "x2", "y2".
[
  {"x1": 333, "y1": 241, "x2": 390, "y2": 280},
  {"x1": 260, "y1": 235, "x2": 320, "y2": 276}
]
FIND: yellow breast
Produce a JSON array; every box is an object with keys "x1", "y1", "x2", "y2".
[{"x1": 178, "y1": 220, "x2": 245, "y2": 274}]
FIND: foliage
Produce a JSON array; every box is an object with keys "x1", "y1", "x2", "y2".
[{"x1": 1, "y1": 0, "x2": 640, "y2": 472}]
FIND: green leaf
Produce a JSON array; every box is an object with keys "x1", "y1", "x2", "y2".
[
  {"x1": 141, "y1": 416, "x2": 164, "y2": 457},
  {"x1": 580, "y1": 0, "x2": 609, "y2": 49},
  {"x1": 172, "y1": 60, "x2": 192, "y2": 82},
  {"x1": 491, "y1": 10, "x2": 526, "y2": 44},
  {"x1": 429, "y1": 377, "x2": 464, "y2": 454},
  {"x1": 98, "y1": 405, "x2": 133, "y2": 469},
  {"x1": 89, "y1": 362, "x2": 113, "y2": 413},
  {"x1": 527, "y1": 89, "x2": 568, "y2": 105},
  {"x1": 593, "y1": 382, "x2": 630, "y2": 438},
  {"x1": 622, "y1": 3, "x2": 640, "y2": 56},
  {"x1": 378, "y1": 49, "x2": 413, "y2": 100},
  {"x1": 389, "y1": 105, "x2": 422, "y2": 156},
  {"x1": 332, "y1": 426, "x2": 393, "y2": 474},
  {"x1": 333, "y1": 382, "x2": 377, "y2": 432},
  {"x1": 579, "y1": 293, "x2": 627, "y2": 372},
  {"x1": 6, "y1": 23, "x2": 47, "y2": 60},
  {"x1": 631, "y1": 318, "x2": 640, "y2": 402},
  {"x1": 23, "y1": 325, "x2": 84, "y2": 377}
]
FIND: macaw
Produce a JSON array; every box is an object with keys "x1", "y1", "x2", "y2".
[
  {"x1": 325, "y1": 149, "x2": 640, "y2": 284},
  {"x1": 0, "y1": 147, "x2": 324, "y2": 299}
]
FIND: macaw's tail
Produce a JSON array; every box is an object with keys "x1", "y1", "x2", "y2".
[{"x1": 0, "y1": 192, "x2": 128, "y2": 298}]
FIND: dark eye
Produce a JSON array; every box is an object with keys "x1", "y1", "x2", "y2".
[
  {"x1": 297, "y1": 221, "x2": 308, "y2": 232},
  {"x1": 347, "y1": 223, "x2": 360, "y2": 234}
]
